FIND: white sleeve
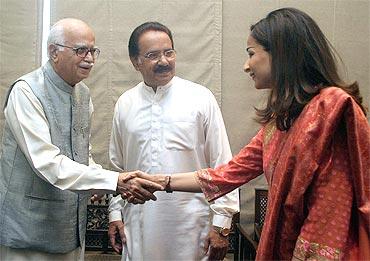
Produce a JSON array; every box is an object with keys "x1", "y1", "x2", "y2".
[
  {"x1": 108, "y1": 100, "x2": 125, "y2": 173},
  {"x1": 4, "y1": 81, "x2": 119, "y2": 193},
  {"x1": 204, "y1": 91, "x2": 240, "y2": 228},
  {"x1": 108, "y1": 194, "x2": 125, "y2": 222},
  {"x1": 108, "y1": 100, "x2": 126, "y2": 222}
]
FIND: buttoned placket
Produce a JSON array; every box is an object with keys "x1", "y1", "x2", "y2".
[{"x1": 150, "y1": 88, "x2": 163, "y2": 172}]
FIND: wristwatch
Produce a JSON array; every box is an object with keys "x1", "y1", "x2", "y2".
[
  {"x1": 213, "y1": 226, "x2": 231, "y2": 237},
  {"x1": 164, "y1": 175, "x2": 173, "y2": 193}
]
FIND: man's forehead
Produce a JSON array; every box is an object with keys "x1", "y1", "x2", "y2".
[
  {"x1": 138, "y1": 31, "x2": 172, "y2": 50},
  {"x1": 64, "y1": 30, "x2": 95, "y2": 46},
  {"x1": 72, "y1": 42, "x2": 95, "y2": 47}
]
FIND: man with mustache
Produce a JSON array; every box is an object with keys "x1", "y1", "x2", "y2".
[
  {"x1": 108, "y1": 22, "x2": 239, "y2": 260},
  {"x1": 0, "y1": 18, "x2": 161, "y2": 261}
]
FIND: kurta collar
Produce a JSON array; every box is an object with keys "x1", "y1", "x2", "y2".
[
  {"x1": 143, "y1": 76, "x2": 176, "y2": 95},
  {"x1": 43, "y1": 61, "x2": 74, "y2": 94}
]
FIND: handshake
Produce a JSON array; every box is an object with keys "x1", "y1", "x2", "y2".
[{"x1": 116, "y1": 171, "x2": 169, "y2": 204}]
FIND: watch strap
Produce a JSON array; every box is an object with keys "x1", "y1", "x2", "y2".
[{"x1": 164, "y1": 175, "x2": 173, "y2": 193}]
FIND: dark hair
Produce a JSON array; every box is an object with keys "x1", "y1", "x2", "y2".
[
  {"x1": 128, "y1": 21, "x2": 174, "y2": 58},
  {"x1": 251, "y1": 8, "x2": 366, "y2": 131}
]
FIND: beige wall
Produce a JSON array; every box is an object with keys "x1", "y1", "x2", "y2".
[{"x1": 0, "y1": 0, "x2": 43, "y2": 137}]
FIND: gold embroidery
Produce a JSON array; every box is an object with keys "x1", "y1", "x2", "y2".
[
  {"x1": 293, "y1": 236, "x2": 341, "y2": 260},
  {"x1": 263, "y1": 120, "x2": 276, "y2": 146},
  {"x1": 195, "y1": 169, "x2": 220, "y2": 201}
]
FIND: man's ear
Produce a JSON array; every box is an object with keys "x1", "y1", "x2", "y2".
[
  {"x1": 130, "y1": 56, "x2": 141, "y2": 71},
  {"x1": 48, "y1": 44, "x2": 59, "y2": 62}
]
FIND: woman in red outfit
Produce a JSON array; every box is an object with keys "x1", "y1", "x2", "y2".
[{"x1": 126, "y1": 7, "x2": 370, "y2": 260}]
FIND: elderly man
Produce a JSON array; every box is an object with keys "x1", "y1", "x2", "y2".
[
  {"x1": 108, "y1": 22, "x2": 239, "y2": 261},
  {"x1": 0, "y1": 18, "x2": 160, "y2": 261}
]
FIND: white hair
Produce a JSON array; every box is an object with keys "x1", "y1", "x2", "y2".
[{"x1": 47, "y1": 24, "x2": 65, "y2": 58}]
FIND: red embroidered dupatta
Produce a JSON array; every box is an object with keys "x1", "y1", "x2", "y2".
[{"x1": 197, "y1": 87, "x2": 369, "y2": 260}]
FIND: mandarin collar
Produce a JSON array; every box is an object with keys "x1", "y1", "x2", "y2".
[
  {"x1": 43, "y1": 61, "x2": 74, "y2": 94},
  {"x1": 143, "y1": 76, "x2": 176, "y2": 94}
]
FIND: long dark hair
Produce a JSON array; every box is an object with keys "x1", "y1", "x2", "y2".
[{"x1": 251, "y1": 7, "x2": 366, "y2": 131}]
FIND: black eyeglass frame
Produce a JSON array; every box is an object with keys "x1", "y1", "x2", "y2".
[{"x1": 54, "y1": 43, "x2": 100, "y2": 59}]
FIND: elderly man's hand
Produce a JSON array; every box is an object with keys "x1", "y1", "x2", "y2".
[
  {"x1": 108, "y1": 220, "x2": 126, "y2": 254},
  {"x1": 117, "y1": 171, "x2": 165, "y2": 204},
  {"x1": 204, "y1": 228, "x2": 229, "y2": 260}
]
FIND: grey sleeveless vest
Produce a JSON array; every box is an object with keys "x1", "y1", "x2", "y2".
[{"x1": 0, "y1": 62, "x2": 90, "y2": 253}]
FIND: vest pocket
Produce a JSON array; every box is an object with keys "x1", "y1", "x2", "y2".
[
  {"x1": 25, "y1": 174, "x2": 74, "y2": 202},
  {"x1": 25, "y1": 194, "x2": 65, "y2": 202}
]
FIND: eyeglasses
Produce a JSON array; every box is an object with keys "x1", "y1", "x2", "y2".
[
  {"x1": 54, "y1": 43, "x2": 100, "y2": 59},
  {"x1": 141, "y1": 49, "x2": 176, "y2": 61}
]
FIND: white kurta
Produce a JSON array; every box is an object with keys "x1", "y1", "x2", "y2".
[
  {"x1": 1, "y1": 80, "x2": 119, "y2": 260},
  {"x1": 109, "y1": 76, "x2": 239, "y2": 261}
]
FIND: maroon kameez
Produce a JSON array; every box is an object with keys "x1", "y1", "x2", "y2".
[{"x1": 197, "y1": 87, "x2": 370, "y2": 260}]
